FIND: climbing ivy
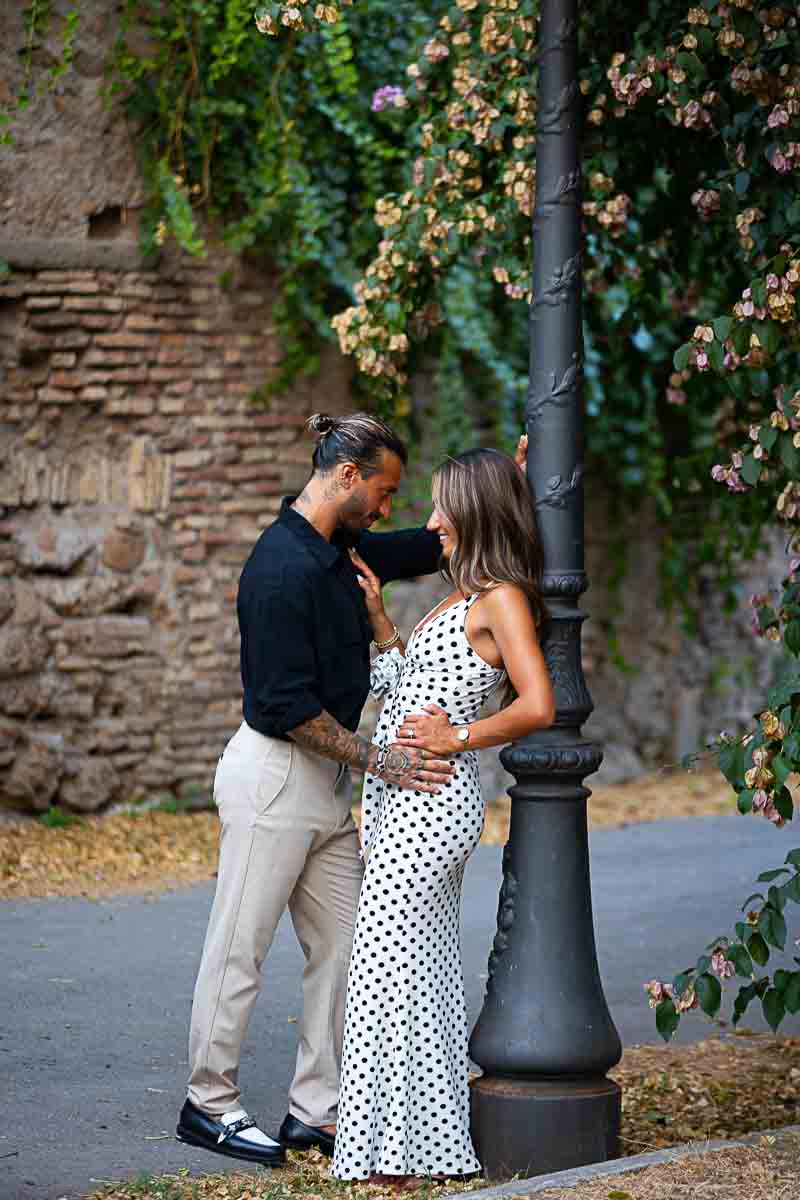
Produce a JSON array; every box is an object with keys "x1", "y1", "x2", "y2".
[{"x1": 0, "y1": 3, "x2": 80, "y2": 146}]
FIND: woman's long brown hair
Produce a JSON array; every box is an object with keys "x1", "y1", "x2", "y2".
[{"x1": 432, "y1": 448, "x2": 546, "y2": 705}]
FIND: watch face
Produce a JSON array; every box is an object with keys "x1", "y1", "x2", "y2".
[{"x1": 458, "y1": 727, "x2": 469, "y2": 741}]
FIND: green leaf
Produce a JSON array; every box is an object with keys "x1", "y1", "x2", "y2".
[
  {"x1": 732, "y1": 323, "x2": 751, "y2": 356},
  {"x1": 735, "y1": 170, "x2": 750, "y2": 196},
  {"x1": 733, "y1": 980, "x2": 757, "y2": 1025},
  {"x1": 785, "y1": 972, "x2": 800, "y2": 1014},
  {"x1": 673, "y1": 971, "x2": 693, "y2": 996},
  {"x1": 753, "y1": 320, "x2": 781, "y2": 356},
  {"x1": 759, "y1": 906, "x2": 787, "y2": 951},
  {"x1": 728, "y1": 943, "x2": 753, "y2": 978},
  {"x1": 786, "y1": 849, "x2": 800, "y2": 868},
  {"x1": 747, "y1": 931, "x2": 770, "y2": 966},
  {"x1": 696, "y1": 972, "x2": 722, "y2": 1017},
  {"x1": 781, "y1": 437, "x2": 800, "y2": 474},
  {"x1": 785, "y1": 875, "x2": 800, "y2": 903},
  {"x1": 773, "y1": 968, "x2": 792, "y2": 994},
  {"x1": 713, "y1": 316, "x2": 733, "y2": 343},
  {"x1": 739, "y1": 454, "x2": 761, "y2": 487},
  {"x1": 673, "y1": 343, "x2": 691, "y2": 372},
  {"x1": 785, "y1": 621, "x2": 800, "y2": 657},
  {"x1": 737, "y1": 789, "x2": 755, "y2": 815},
  {"x1": 758, "y1": 868, "x2": 790, "y2": 882},
  {"x1": 768, "y1": 884, "x2": 787, "y2": 913},
  {"x1": 759, "y1": 426, "x2": 778, "y2": 452},
  {"x1": 762, "y1": 987, "x2": 785, "y2": 1033},
  {"x1": 655, "y1": 996, "x2": 679, "y2": 1042},
  {"x1": 771, "y1": 755, "x2": 792, "y2": 788},
  {"x1": 718, "y1": 739, "x2": 745, "y2": 783},
  {"x1": 774, "y1": 788, "x2": 794, "y2": 822},
  {"x1": 707, "y1": 340, "x2": 725, "y2": 372}
]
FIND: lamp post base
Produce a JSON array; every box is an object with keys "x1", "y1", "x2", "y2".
[{"x1": 470, "y1": 1074, "x2": 622, "y2": 1181}]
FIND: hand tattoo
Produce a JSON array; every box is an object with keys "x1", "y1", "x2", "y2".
[
  {"x1": 289, "y1": 712, "x2": 439, "y2": 790},
  {"x1": 383, "y1": 747, "x2": 412, "y2": 774}
]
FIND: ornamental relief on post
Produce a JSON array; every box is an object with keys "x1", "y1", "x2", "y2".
[
  {"x1": 538, "y1": 80, "x2": 581, "y2": 133},
  {"x1": 535, "y1": 464, "x2": 584, "y2": 511},
  {"x1": 536, "y1": 252, "x2": 582, "y2": 308},
  {"x1": 528, "y1": 352, "x2": 584, "y2": 421},
  {"x1": 537, "y1": 16, "x2": 578, "y2": 60},
  {"x1": 540, "y1": 616, "x2": 593, "y2": 715},
  {"x1": 485, "y1": 843, "x2": 518, "y2": 994}
]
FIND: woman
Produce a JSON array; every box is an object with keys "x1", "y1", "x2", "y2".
[{"x1": 331, "y1": 447, "x2": 556, "y2": 1186}]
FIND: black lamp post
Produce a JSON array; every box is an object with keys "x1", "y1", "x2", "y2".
[{"x1": 468, "y1": 0, "x2": 622, "y2": 1179}]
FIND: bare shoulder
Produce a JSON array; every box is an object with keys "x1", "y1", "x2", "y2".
[{"x1": 476, "y1": 583, "x2": 533, "y2": 625}]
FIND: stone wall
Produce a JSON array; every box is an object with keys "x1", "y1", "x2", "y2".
[{"x1": 0, "y1": 249, "x2": 351, "y2": 813}]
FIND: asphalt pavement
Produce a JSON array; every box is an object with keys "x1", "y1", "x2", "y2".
[{"x1": 2, "y1": 813, "x2": 798, "y2": 1200}]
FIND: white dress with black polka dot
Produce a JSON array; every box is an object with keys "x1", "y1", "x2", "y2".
[{"x1": 332, "y1": 594, "x2": 504, "y2": 1181}]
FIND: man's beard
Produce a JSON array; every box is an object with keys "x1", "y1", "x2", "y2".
[{"x1": 337, "y1": 492, "x2": 379, "y2": 534}]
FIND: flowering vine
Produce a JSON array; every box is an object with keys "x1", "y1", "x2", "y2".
[{"x1": 255, "y1": 0, "x2": 800, "y2": 1036}]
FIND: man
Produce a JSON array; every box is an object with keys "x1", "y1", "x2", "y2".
[{"x1": 176, "y1": 412, "x2": 450, "y2": 1167}]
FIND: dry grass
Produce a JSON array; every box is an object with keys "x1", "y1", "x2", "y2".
[
  {"x1": 533, "y1": 1135, "x2": 799, "y2": 1200},
  {"x1": 0, "y1": 768, "x2": 735, "y2": 901},
  {"x1": 80, "y1": 1037, "x2": 800, "y2": 1200},
  {"x1": 609, "y1": 1034, "x2": 800, "y2": 1155}
]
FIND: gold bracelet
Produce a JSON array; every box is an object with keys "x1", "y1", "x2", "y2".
[{"x1": 373, "y1": 624, "x2": 400, "y2": 651}]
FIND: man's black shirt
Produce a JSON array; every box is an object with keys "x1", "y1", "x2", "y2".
[{"x1": 238, "y1": 497, "x2": 441, "y2": 739}]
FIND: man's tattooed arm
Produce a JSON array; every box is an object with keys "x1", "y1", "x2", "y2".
[{"x1": 288, "y1": 710, "x2": 452, "y2": 794}]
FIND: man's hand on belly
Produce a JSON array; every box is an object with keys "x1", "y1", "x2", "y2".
[{"x1": 289, "y1": 711, "x2": 453, "y2": 795}]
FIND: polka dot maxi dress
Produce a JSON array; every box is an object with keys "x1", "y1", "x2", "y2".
[{"x1": 332, "y1": 594, "x2": 504, "y2": 1181}]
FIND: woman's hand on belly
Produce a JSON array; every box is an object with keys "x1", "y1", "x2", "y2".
[{"x1": 395, "y1": 703, "x2": 462, "y2": 757}]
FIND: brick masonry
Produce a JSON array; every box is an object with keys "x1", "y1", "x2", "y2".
[{"x1": 0, "y1": 249, "x2": 352, "y2": 813}]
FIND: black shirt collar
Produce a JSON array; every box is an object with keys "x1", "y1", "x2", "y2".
[{"x1": 278, "y1": 496, "x2": 351, "y2": 570}]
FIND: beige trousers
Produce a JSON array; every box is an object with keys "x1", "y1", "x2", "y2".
[{"x1": 187, "y1": 721, "x2": 363, "y2": 1124}]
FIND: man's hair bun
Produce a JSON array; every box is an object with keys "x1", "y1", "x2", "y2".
[{"x1": 307, "y1": 413, "x2": 337, "y2": 438}]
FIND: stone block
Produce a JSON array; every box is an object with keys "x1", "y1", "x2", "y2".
[
  {"x1": 188, "y1": 601, "x2": 220, "y2": 622},
  {"x1": 26, "y1": 296, "x2": 62, "y2": 310},
  {"x1": 124, "y1": 312, "x2": 161, "y2": 330},
  {"x1": 105, "y1": 396, "x2": 155, "y2": 416},
  {"x1": 94, "y1": 331, "x2": 150, "y2": 349},
  {"x1": 37, "y1": 386, "x2": 81, "y2": 404},
  {"x1": 59, "y1": 615, "x2": 152, "y2": 658},
  {"x1": 79, "y1": 314, "x2": 120, "y2": 331},
  {"x1": 28, "y1": 311, "x2": 77, "y2": 330},
  {"x1": 15, "y1": 521, "x2": 94, "y2": 573},
  {"x1": 0, "y1": 625, "x2": 50, "y2": 678},
  {"x1": 0, "y1": 677, "x2": 54, "y2": 718},
  {"x1": 1, "y1": 734, "x2": 64, "y2": 812},
  {"x1": 60, "y1": 756, "x2": 120, "y2": 813},
  {"x1": 0, "y1": 580, "x2": 13, "y2": 625},
  {"x1": 63, "y1": 296, "x2": 125, "y2": 312},
  {"x1": 49, "y1": 371, "x2": 83, "y2": 389},
  {"x1": 103, "y1": 525, "x2": 146, "y2": 573},
  {"x1": 11, "y1": 579, "x2": 42, "y2": 625}
]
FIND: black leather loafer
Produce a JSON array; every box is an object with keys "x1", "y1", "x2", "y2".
[
  {"x1": 176, "y1": 1099, "x2": 286, "y2": 1167},
  {"x1": 278, "y1": 1112, "x2": 336, "y2": 1157}
]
